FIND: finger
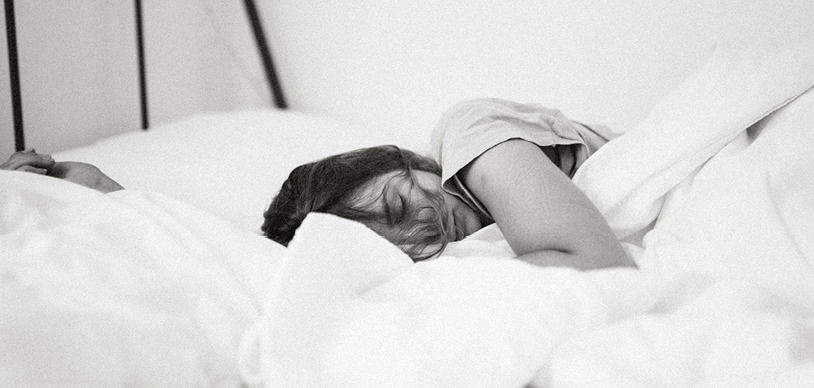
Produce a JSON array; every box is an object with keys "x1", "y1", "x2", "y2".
[
  {"x1": 0, "y1": 152, "x2": 36, "y2": 170},
  {"x1": 18, "y1": 165, "x2": 49, "y2": 175},
  {"x1": 22, "y1": 153, "x2": 55, "y2": 168}
]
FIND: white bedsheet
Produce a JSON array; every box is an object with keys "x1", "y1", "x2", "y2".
[
  {"x1": 0, "y1": 172, "x2": 284, "y2": 387},
  {"x1": 238, "y1": 37, "x2": 814, "y2": 387}
]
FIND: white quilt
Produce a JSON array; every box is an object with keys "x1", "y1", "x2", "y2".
[
  {"x1": 0, "y1": 172, "x2": 284, "y2": 387},
  {"x1": 574, "y1": 36, "x2": 814, "y2": 303},
  {"x1": 238, "y1": 37, "x2": 814, "y2": 387}
]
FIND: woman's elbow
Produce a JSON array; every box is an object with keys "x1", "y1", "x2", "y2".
[{"x1": 515, "y1": 246, "x2": 636, "y2": 270}]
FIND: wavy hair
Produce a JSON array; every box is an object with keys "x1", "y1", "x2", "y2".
[{"x1": 262, "y1": 145, "x2": 452, "y2": 261}]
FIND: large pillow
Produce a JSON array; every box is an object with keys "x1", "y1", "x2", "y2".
[{"x1": 54, "y1": 110, "x2": 431, "y2": 232}]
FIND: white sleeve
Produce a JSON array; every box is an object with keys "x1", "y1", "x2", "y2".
[{"x1": 430, "y1": 98, "x2": 612, "y2": 198}]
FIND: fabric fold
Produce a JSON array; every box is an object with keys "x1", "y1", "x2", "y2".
[{"x1": 574, "y1": 35, "x2": 814, "y2": 239}]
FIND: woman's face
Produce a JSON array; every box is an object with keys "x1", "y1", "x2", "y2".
[{"x1": 367, "y1": 170, "x2": 483, "y2": 242}]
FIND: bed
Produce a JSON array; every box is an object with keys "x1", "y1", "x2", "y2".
[{"x1": 3, "y1": 5, "x2": 814, "y2": 388}]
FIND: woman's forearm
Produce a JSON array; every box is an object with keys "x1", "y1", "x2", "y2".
[
  {"x1": 460, "y1": 140, "x2": 634, "y2": 269},
  {"x1": 48, "y1": 162, "x2": 124, "y2": 193}
]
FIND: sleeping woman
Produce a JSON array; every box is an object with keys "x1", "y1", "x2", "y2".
[
  {"x1": 2, "y1": 99, "x2": 634, "y2": 270},
  {"x1": 263, "y1": 98, "x2": 635, "y2": 270}
]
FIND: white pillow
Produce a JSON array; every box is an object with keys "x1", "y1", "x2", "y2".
[{"x1": 54, "y1": 109, "x2": 429, "y2": 232}]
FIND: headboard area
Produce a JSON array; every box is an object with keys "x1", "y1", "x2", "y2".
[
  {"x1": 1, "y1": 1, "x2": 293, "y2": 161},
  {"x1": 3, "y1": 0, "x2": 286, "y2": 153}
]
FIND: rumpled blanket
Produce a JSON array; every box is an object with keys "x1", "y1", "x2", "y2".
[{"x1": 0, "y1": 172, "x2": 284, "y2": 387}]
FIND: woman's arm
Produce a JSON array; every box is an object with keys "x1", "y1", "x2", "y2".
[
  {"x1": 459, "y1": 139, "x2": 634, "y2": 270},
  {"x1": 48, "y1": 161, "x2": 124, "y2": 193}
]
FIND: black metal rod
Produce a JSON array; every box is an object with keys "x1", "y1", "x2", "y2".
[
  {"x1": 134, "y1": 0, "x2": 149, "y2": 129},
  {"x1": 5, "y1": 0, "x2": 25, "y2": 150},
  {"x1": 242, "y1": 0, "x2": 287, "y2": 109}
]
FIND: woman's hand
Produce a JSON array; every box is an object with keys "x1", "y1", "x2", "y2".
[
  {"x1": 1, "y1": 149, "x2": 123, "y2": 193},
  {"x1": 0, "y1": 149, "x2": 55, "y2": 174},
  {"x1": 47, "y1": 161, "x2": 124, "y2": 193}
]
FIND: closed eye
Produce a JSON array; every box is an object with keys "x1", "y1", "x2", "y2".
[{"x1": 382, "y1": 193, "x2": 408, "y2": 224}]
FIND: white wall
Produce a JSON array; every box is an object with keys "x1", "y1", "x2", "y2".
[
  {"x1": 260, "y1": 0, "x2": 814, "y2": 148},
  {"x1": 143, "y1": 0, "x2": 270, "y2": 127}
]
